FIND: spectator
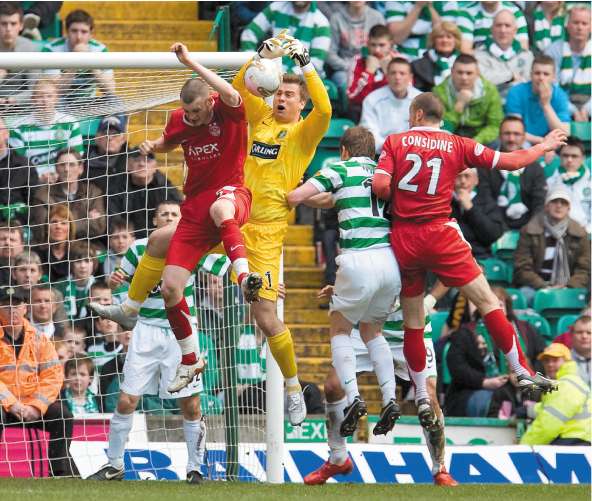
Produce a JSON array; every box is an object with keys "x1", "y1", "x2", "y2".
[
  {"x1": 31, "y1": 149, "x2": 106, "y2": 241},
  {"x1": 0, "y1": 223, "x2": 25, "y2": 285},
  {"x1": 0, "y1": 2, "x2": 40, "y2": 107},
  {"x1": 34, "y1": 203, "x2": 76, "y2": 283},
  {"x1": 107, "y1": 150, "x2": 182, "y2": 239},
  {"x1": 62, "y1": 357, "x2": 100, "y2": 416},
  {"x1": 326, "y1": 1, "x2": 385, "y2": 88},
  {"x1": 520, "y1": 343, "x2": 591, "y2": 446},
  {"x1": 42, "y1": 9, "x2": 115, "y2": 106},
  {"x1": 20, "y1": 1, "x2": 63, "y2": 41},
  {"x1": 433, "y1": 54, "x2": 503, "y2": 145},
  {"x1": 505, "y1": 54, "x2": 570, "y2": 146},
  {"x1": 62, "y1": 241, "x2": 100, "y2": 320},
  {"x1": 97, "y1": 329, "x2": 130, "y2": 411},
  {"x1": 0, "y1": 285, "x2": 77, "y2": 476},
  {"x1": 9, "y1": 78, "x2": 83, "y2": 184},
  {"x1": 475, "y1": 10, "x2": 534, "y2": 100},
  {"x1": 62, "y1": 321, "x2": 87, "y2": 356},
  {"x1": 0, "y1": 117, "x2": 37, "y2": 224},
  {"x1": 513, "y1": 187, "x2": 590, "y2": 299},
  {"x1": 451, "y1": 167, "x2": 504, "y2": 259},
  {"x1": 531, "y1": 1, "x2": 566, "y2": 53},
  {"x1": 547, "y1": 137, "x2": 590, "y2": 232},
  {"x1": 53, "y1": 338, "x2": 74, "y2": 365},
  {"x1": 29, "y1": 283, "x2": 65, "y2": 339},
  {"x1": 11, "y1": 251, "x2": 43, "y2": 290},
  {"x1": 545, "y1": 5, "x2": 591, "y2": 121},
  {"x1": 86, "y1": 282, "x2": 123, "y2": 367},
  {"x1": 385, "y1": 1, "x2": 459, "y2": 59},
  {"x1": 240, "y1": 1, "x2": 331, "y2": 77},
  {"x1": 570, "y1": 315, "x2": 591, "y2": 383},
  {"x1": 457, "y1": 1, "x2": 529, "y2": 52},
  {"x1": 102, "y1": 217, "x2": 135, "y2": 277},
  {"x1": 411, "y1": 21, "x2": 461, "y2": 92},
  {"x1": 360, "y1": 57, "x2": 421, "y2": 154},
  {"x1": 85, "y1": 115, "x2": 128, "y2": 194},
  {"x1": 478, "y1": 116, "x2": 547, "y2": 229}
]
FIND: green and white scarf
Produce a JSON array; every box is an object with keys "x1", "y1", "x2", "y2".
[
  {"x1": 558, "y1": 165, "x2": 587, "y2": 185},
  {"x1": 559, "y1": 38, "x2": 591, "y2": 99},
  {"x1": 486, "y1": 38, "x2": 522, "y2": 62},
  {"x1": 498, "y1": 169, "x2": 529, "y2": 220},
  {"x1": 428, "y1": 49, "x2": 458, "y2": 85},
  {"x1": 533, "y1": 6, "x2": 565, "y2": 52}
]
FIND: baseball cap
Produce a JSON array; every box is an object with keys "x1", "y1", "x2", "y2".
[
  {"x1": 0, "y1": 286, "x2": 28, "y2": 305},
  {"x1": 98, "y1": 115, "x2": 125, "y2": 134},
  {"x1": 537, "y1": 342, "x2": 572, "y2": 361},
  {"x1": 545, "y1": 186, "x2": 572, "y2": 205}
]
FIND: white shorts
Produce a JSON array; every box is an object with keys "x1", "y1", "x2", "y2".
[
  {"x1": 350, "y1": 332, "x2": 437, "y2": 381},
  {"x1": 121, "y1": 321, "x2": 203, "y2": 399},
  {"x1": 330, "y1": 246, "x2": 401, "y2": 324}
]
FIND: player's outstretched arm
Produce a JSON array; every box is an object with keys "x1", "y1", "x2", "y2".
[
  {"x1": 286, "y1": 180, "x2": 323, "y2": 208},
  {"x1": 171, "y1": 42, "x2": 241, "y2": 108},
  {"x1": 496, "y1": 129, "x2": 567, "y2": 171}
]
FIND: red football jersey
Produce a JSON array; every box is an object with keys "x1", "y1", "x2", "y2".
[
  {"x1": 162, "y1": 94, "x2": 247, "y2": 198},
  {"x1": 376, "y1": 127, "x2": 499, "y2": 221}
]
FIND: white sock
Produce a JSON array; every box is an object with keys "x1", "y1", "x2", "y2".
[
  {"x1": 331, "y1": 335, "x2": 359, "y2": 405},
  {"x1": 409, "y1": 367, "x2": 430, "y2": 403},
  {"x1": 178, "y1": 335, "x2": 197, "y2": 357},
  {"x1": 366, "y1": 336, "x2": 397, "y2": 406},
  {"x1": 233, "y1": 258, "x2": 249, "y2": 280},
  {"x1": 505, "y1": 335, "x2": 530, "y2": 377},
  {"x1": 123, "y1": 299, "x2": 141, "y2": 314},
  {"x1": 326, "y1": 397, "x2": 348, "y2": 465},
  {"x1": 184, "y1": 417, "x2": 206, "y2": 473},
  {"x1": 285, "y1": 376, "x2": 300, "y2": 389},
  {"x1": 107, "y1": 410, "x2": 133, "y2": 469}
]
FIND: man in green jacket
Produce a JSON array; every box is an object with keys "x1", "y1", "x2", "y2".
[
  {"x1": 521, "y1": 343, "x2": 591, "y2": 446},
  {"x1": 433, "y1": 53, "x2": 503, "y2": 145}
]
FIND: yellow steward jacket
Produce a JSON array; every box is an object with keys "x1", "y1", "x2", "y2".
[{"x1": 0, "y1": 319, "x2": 63, "y2": 414}]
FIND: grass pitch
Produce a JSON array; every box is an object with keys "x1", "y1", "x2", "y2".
[{"x1": 0, "y1": 479, "x2": 589, "y2": 501}]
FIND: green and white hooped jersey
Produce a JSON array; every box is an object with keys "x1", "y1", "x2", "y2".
[
  {"x1": 382, "y1": 306, "x2": 433, "y2": 344},
  {"x1": 309, "y1": 156, "x2": 390, "y2": 252},
  {"x1": 120, "y1": 238, "x2": 231, "y2": 328}
]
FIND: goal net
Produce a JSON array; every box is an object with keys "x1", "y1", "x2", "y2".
[{"x1": 0, "y1": 51, "x2": 283, "y2": 482}]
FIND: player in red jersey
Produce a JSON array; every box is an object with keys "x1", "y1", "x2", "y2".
[{"x1": 372, "y1": 92, "x2": 565, "y2": 428}]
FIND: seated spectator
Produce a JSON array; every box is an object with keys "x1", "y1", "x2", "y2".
[
  {"x1": 62, "y1": 241, "x2": 100, "y2": 320},
  {"x1": 0, "y1": 117, "x2": 37, "y2": 225},
  {"x1": 62, "y1": 321, "x2": 88, "y2": 356},
  {"x1": 531, "y1": 1, "x2": 566, "y2": 53},
  {"x1": 544, "y1": 5, "x2": 591, "y2": 121},
  {"x1": 62, "y1": 357, "x2": 100, "y2": 416},
  {"x1": 411, "y1": 21, "x2": 461, "y2": 92},
  {"x1": 478, "y1": 116, "x2": 546, "y2": 229},
  {"x1": 31, "y1": 149, "x2": 106, "y2": 241},
  {"x1": 433, "y1": 54, "x2": 503, "y2": 145},
  {"x1": 11, "y1": 251, "x2": 43, "y2": 290},
  {"x1": 34, "y1": 203, "x2": 76, "y2": 283},
  {"x1": 53, "y1": 337, "x2": 74, "y2": 365},
  {"x1": 520, "y1": 343, "x2": 591, "y2": 446},
  {"x1": 570, "y1": 315, "x2": 591, "y2": 383},
  {"x1": 457, "y1": 1, "x2": 529, "y2": 52},
  {"x1": 85, "y1": 115, "x2": 128, "y2": 194},
  {"x1": 547, "y1": 138, "x2": 591, "y2": 232},
  {"x1": 20, "y1": 1, "x2": 63, "y2": 41},
  {"x1": 107, "y1": 150, "x2": 182, "y2": 239},
  {"x1": 505, "y1": 55, "x2": 570, "y2": 146},
  {"x1": 102, "y1": 216, "x2": 135, "y2": 277},
  {"x1": 385, "y1": 1, "x2": 459, "y2": 59},
  {"x1": 0, "y1": 285, "x2": 77, "y2": 476},
  {"x1": 9, "y1": 78, "x2": 83, "y2": 184},
  {"x1": 346, "y1": 24, "x2": 398, "y2": 118},
  {"x1": 0, "y1": 2, "x2": 40, "y2": 107},
  {"x1": 475, "y1": 10, "x2": 534, "y2": 100},
  {"x1": 42, "y1": 9, "x2": 115, "y2": 107},
  {"x1": 29, "y1": 283, "x2": 65, "y2": 339},
  {"x1": 514, "y1": 187, "x2": 590, "y2": 299},
  {"x1": 451, "y1": 167, "x2": 504, "y2": 259},
  {"x1": 326, "y1": 1, "x2": 385, "y2": 88},
  {"x1": 240, "y1": 1, "x2": 331, "y2": 77},
  {"x1": 360, "y1": 57, "x2": 421, "y2": 154},
  {"x1": 0, "y1": 222, "x2": 25, "y2": 285}
]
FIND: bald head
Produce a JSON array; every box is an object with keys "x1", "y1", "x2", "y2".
[{"x1": 492, "y1": 9, "x2": 517, "y2": 50}]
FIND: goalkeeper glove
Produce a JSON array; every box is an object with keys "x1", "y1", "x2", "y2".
[
  {"x1": 255, "y1": 30, "x2": 289, "y2": 60},
  {"x1": 285, "y1": 39, "x2": 311, "y2": 67}
]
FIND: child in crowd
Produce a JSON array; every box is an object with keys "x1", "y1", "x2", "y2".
[
  {"x1": 62, "y1": 321, "x2": 88, "y2": 355},
  {"x1": 101, "y1": 217, "x2": 135, "y2": 277},
  {"x1": 11, "y1": 251, "x2": 43, "y2": 290},
  {"x1": 63, "y1": 357, "x2": 100, "y2": 416},
  {"x1": 63, "y1": 241, "x2": 100, "y2": 319}
]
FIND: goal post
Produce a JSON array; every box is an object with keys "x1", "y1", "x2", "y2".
[{"x1": 0, "y1": 51, "x2": 284, "y2": 483}]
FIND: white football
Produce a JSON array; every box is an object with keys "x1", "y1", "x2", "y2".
[{"x1": 244, "y1": 59, "x2": 283, "y2": 98}]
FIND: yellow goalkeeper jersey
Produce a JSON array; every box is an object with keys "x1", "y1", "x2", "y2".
[{"x1": 233, "y1": 60, "x2": 331, "y2": 224}]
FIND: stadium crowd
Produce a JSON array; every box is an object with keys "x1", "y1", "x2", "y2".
[{"x1": 0, "y1": 0, "x2": 590, "y2": 477}]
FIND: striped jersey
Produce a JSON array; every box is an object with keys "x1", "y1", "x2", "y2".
[
  {"x1": 385, "y1": 1, "x2": 459, "y2": 60},
  {"x1": 120, "y1": 238, "x2": 231, "y2": 327},
  {"x1": 456, "y1": 1, "x2": 528, "y2": 48},
  {"x1": 9, "y1": 113, "x2": 83, "y2": 176},
  {"x1": 350, "y1": 306, "x2": 432, "y2": 345},
  {"x1": 236, "y1": 325, "x2": 267, "y2": 384},
  {"x1": 239, "y1": 1, "x2": 331, "y2": 77},
  {"x1": 533, "y1": 5, "x2": 565, "y2": 52},
  {"x1": 309, "y1": 157, "x2": 390, "y2": 252}
]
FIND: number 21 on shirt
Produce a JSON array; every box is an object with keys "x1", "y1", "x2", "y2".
[{"x1": 398, "y1": 153, "x2": 443, "y2": 195}]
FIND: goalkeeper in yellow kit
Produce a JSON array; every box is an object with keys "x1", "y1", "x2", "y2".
[{"x1": 90, "y1": 36, "x2": 331, "y2": 425}]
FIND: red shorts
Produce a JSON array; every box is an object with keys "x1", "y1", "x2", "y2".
[
  {"x1": 391, "y1": 218, "x2": 482, "y2": 297},
  {"x1": 166, "y1": 185, "x2": 251, "y2": 271}
]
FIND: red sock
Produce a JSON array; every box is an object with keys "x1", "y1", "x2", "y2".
[
  {"x1": 403, "y1": 327, "x2": 427, "y2": 372},
  {"x1": 166, "y1": 298, "x2": 197, "y2": 365},
  {"x1": 483, "y1": 309, "x2": 531, "y2": 374},
  {"x1": 220, "y1": 218, "x2": 247, "y2": 262}
]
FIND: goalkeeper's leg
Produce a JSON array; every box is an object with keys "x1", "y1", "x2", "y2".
[
  {"x1": 178, "y1": 395, "x2": 206, "y2": 484},
  {"x1": 303, "y1": 368, "x2": 353, "y2": 485}
]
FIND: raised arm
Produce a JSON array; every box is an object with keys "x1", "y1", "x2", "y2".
[{"x1": 496, "y1": 129, "x2": 567, "y2": 171}]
